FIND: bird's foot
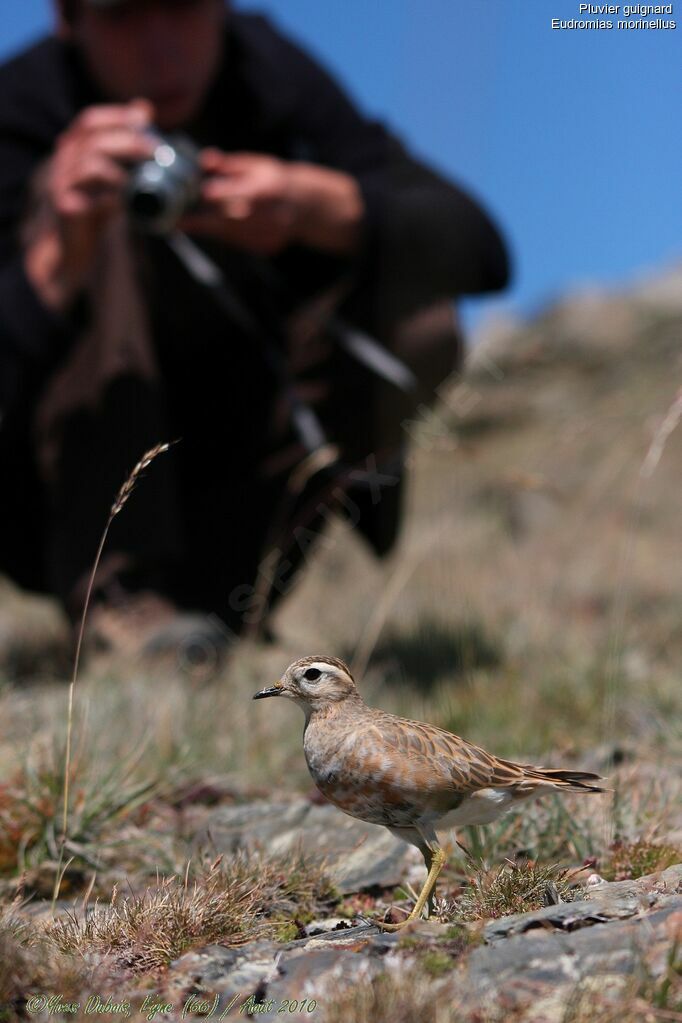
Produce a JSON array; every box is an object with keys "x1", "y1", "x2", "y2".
[
  {"x1": 371, "y1": 918, "x2": 411, "y2": 932},
  {"x1": 367, "y1": 909, "x2": 425, "y2": 932}
]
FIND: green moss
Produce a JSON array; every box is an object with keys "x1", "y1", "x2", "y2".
[
  {"x1": 420, "y1": 950, "x2": 454, "y2": 977},
  {"x1": 274, "y1": 922, "x2": 300, "y2": 943}
]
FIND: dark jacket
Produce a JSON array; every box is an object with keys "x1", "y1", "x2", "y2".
[
  {"x1": 0, "y1": 13, "x2": 510, "y2": 608},
  {"x1": 0, "y1": 12, "x2": 509, "y2": 412}
]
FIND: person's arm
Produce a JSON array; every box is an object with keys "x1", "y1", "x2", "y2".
[
  {"x1": 180, "y1": 148, "x2": 365, "y2": 256},
  {"x1": 22, "y1": 102, "x2": 155, "y2": 306},
  {"x1": 286, "y1": 161, "x2": 364, "y2": 254},
  {"x1": 0, "y1": 126, "x2": 72, "y2": 410},
  {"x1": 0, "y1": 250, "x2": 74, "y2": 409},
  {"x1": 0, "y1": 99, "x2": 156, "y2": 410},
  {"x1": 239, "y1": 17, "x2": 511, "y2": 302},
  {"x1": 354, "y1": 142, "x2": 511, "y2": 302}
]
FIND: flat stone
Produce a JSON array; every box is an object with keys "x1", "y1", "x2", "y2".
[
  {"x1": 484, "y1": 894, "x2": 643, "y2": 943},
  {"x1": 193, "y1": 799, "x2": 312, "y2": 855},
  {"x1": 583, "y1": 862, "x2": 682, "y2": 901},
  {"x1": 194, "y1": 799, "x2": 414, "y2": 894},
  {"x1": 164, "y1": 940, "x2": 282, "y2": 1015},
  {"x1": 461, "y1": 899, "x2": 682, "y2": 1022},
  {"x1": 261, "y1": 946, "x2": 381, "y2": 1016},
  {"x1": 303, "y1": 917, "x2": 355, "y2": 936}
]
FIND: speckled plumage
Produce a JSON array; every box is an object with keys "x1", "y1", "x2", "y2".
[{"x1": 254, "y1": 655, "x2": 604, "y2": 929}]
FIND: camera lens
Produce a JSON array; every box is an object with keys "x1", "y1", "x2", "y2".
[
  {"x1": 126, "y1": 132, "x2": 201, "y2": 234},
  {"x1": 128, "y1": 189, "x2": 166, "y2": 224}
]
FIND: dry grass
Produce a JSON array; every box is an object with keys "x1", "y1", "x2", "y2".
[
  {"x1": 0, "y1": 849, "x2": 336, "y2": 1020},
  {"x1": 44, "y1": 849, "x2": 336, "y2": 974},
  {"x1": 58, "y1": 443, "x2": 172, "y2": 907},
  {"x1": 601, "y1": 839, "x2": 682, "y2": 882},
  {"x1": 0, "y1": 908, "x2": 92, "y2": 1017},
  {"x1": 0, "y1": 743, "x2": 164, "y2": 879},
  {"x1": 0, "y1": 290, "x2": 680, "y2": 1017},
  {"x1": 448, "y1": 860, "x2": 575, "y2": 922},
  {"x1": 46, "y1": 861, "x2": 263, "y2": 974}
]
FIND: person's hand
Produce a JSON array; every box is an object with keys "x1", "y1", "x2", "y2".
[
  {"x1": 24, "y1": 100, "x2": 156, "y2": 310},
  {"x1": 180, "y1": 150, "x2": 298, "y2": 255},
  {"x1": 181, "y1": 149, "x2": 364, "y2": 256}
]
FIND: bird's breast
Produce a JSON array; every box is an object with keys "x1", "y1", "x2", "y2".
[{"x1": 303, "y1": 720, "x2": 428, "y2": 827}]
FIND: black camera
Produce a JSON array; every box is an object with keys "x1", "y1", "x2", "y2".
[{"x1": 126, "y1": 132, "x2": 201, "y2": 234}]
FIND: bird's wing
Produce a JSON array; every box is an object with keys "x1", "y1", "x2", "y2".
[
  {"x1": 366, "y1": 711, "x2": 603, "y2": 797},
  {"x1": 366, "y1": 710, "x2": 527, "y2": 796}
]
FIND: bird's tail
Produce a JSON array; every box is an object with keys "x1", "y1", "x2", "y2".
[{"x1": 521, "y1": 767, "x2": 605, "y2": 794}]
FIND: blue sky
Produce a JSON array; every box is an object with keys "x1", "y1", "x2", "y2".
[{"x1": 3, "y1": 1, "x2": 680, "y2": 331}]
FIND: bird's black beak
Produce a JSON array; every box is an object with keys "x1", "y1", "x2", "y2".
[{"x1": 253, "y1": 684, "x2": 284, "y2": 700}]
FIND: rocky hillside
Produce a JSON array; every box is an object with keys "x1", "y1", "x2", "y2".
[{"x1": 0, "y1": 266, "x2": 681, "y2": 1021}]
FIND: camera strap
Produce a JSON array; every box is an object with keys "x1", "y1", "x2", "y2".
[
  {"x1": 166, "y1": 230, "x2": 326, "y2": 452},
  {"x1": 165, "y1": 230, "x2": 416, "y2": 453},
  {"x1": 328, "y1": 319, "x2": 417, "y2": 393}
]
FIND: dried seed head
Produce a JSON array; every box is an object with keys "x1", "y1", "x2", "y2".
[{"x1": 110, "y1": 442, "x2": 172, "y2": 518}]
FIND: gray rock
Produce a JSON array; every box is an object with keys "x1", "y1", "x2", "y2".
[
  {"x1": 161, "y1": 859, "x2": 682, "y2": 1022},
  {"x1": 461, "y1": 899, "x2": 682, "y2": 1022},
  {"x1": 263, "y1": 945, "x2": 381, "y2": 1012},
  {"x1": 303, "y1": 917, "x2": 355, "y2": 936},
  {"x1": 484, "y1": 863, "x2": 682, "y2": 943},
  {"x1": 164, "y1": 940, "x2": 282, "y2": 1016},
  {"x1": 0, "y1": 582, "x2": 70, "y2": 680},
  {"x1": 194, "y1": 799, "x2": 312, "y2": 854},
  {"x1": 484, "y1": 895, "x2": 642, "y2": 943},
  {"x1": 194, "y1": 799, "x2": 414, "y2": 894},
  {"x1": 583, "y1": 862, "x2": 682, "y2": 901}
]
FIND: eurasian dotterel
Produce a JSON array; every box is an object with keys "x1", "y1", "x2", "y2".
[{"x1": 254, "y1": 655, "x2": 604, "y2": 930}]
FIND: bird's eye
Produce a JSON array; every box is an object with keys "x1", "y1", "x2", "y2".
[{"x1": 304, "y1": 668, "x2": 321, "y2": 682}]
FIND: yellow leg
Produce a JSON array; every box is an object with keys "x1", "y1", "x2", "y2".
[{"x1": 373, "y1": 847, "x2": 446, "y2": 932}]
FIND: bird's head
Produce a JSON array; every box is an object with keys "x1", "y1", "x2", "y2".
[{"x1": 253, "y1": 655, "x2": 361, "y2": 714}]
